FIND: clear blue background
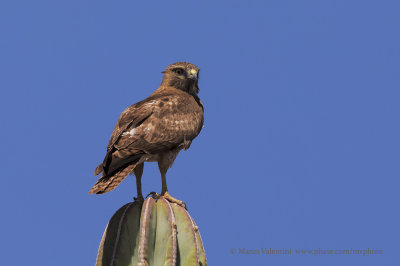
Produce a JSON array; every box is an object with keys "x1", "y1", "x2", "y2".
[{"x1": 1, "y1": 1, "x2": 399, "y2": 265}]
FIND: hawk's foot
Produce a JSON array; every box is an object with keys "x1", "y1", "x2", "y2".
[
  {"x1": 146, "y1": 191, "x2": 161, "y2": 200},
  {"x1": 162, "y1": 191, "x2": 186, "y2": 209},
  {"x1": 146, "y1": 191, "x2": 186, "y2": 209}
]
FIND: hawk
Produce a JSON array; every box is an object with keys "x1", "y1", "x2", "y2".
[{"x1": 89, "y1": 62, "x2": 203, "y2": 207}]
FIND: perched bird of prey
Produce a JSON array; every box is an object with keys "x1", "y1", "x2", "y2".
[{"x1": 89, "y1": 62, "x2": 203, "y2": 207}]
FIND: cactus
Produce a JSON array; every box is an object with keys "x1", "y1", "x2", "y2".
[{"x1": 95, "y1": 197, "x2": 207, "y2": 266}]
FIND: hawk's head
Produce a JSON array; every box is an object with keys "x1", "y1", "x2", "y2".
[{"x1": 161, "y1": 62, "x2": 200, "y2": 95}]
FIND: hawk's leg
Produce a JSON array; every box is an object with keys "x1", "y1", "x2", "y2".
[
  {"x1": 133, "y1": 163, "x2": 144, "y2": 202},
  {"x1": 157, "y1": 158, "x2": 186, "y2": 208}
]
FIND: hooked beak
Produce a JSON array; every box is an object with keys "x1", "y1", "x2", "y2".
[{"x1": 189, "y1": 69, "x2": 198, "y2": 80}]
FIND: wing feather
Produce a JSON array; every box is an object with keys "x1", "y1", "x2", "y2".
[{"x1": 96, "y1": 89, "x2": 203, "y2": 176}]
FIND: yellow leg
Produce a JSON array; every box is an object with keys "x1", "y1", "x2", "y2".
[{"x1": 152, "y1": 159, "x2": 186, "y2": 208}]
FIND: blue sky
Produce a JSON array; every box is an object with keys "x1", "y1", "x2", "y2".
[{"x1": 1, "y1": 1, "x2": 399, "y2": 265}]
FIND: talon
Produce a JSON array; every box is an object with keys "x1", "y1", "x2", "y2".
[{"x1": 146, "y1": 191, "x2": 161, "y2": 200}]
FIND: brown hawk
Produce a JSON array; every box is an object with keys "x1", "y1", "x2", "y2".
[{"x1": 89, "y1": 62, "x2": 203, "y2": 207}]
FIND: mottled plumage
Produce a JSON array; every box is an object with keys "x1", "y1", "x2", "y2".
[{"x1": 90, "y1": 62, "x2": 203, "y2": 206}]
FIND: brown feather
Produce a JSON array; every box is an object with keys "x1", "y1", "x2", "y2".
[
  {"x1": 89, "y1": 164, "x2": 137, "y2": 194},
  {"x1": 94, "y1": 163, "x2": 103, "y2": 176}
]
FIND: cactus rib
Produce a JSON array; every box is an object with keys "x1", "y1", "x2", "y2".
[{"x1": 96, "y1": 198, "x2": 206, "y2": 266}]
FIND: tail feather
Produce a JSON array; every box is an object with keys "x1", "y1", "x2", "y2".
[
  {"x1": 94, "y1": 163, "x2": 103, "y2": 176},
  {"x1": 89, "y1": 164, "x2": 137, "y2": 194}
]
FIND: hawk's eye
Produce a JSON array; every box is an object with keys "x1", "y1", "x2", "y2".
[{"x1": 174, "y1": 68, "x2": 184, "y2": 75}]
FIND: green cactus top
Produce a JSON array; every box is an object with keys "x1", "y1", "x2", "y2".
[{"x1": 96, "y1": 197, "x2": 206, "y2": 266}]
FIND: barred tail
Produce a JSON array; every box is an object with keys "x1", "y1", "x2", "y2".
[{"x1": 89, "y1": 164, "x2": 137, "y2": 194}]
